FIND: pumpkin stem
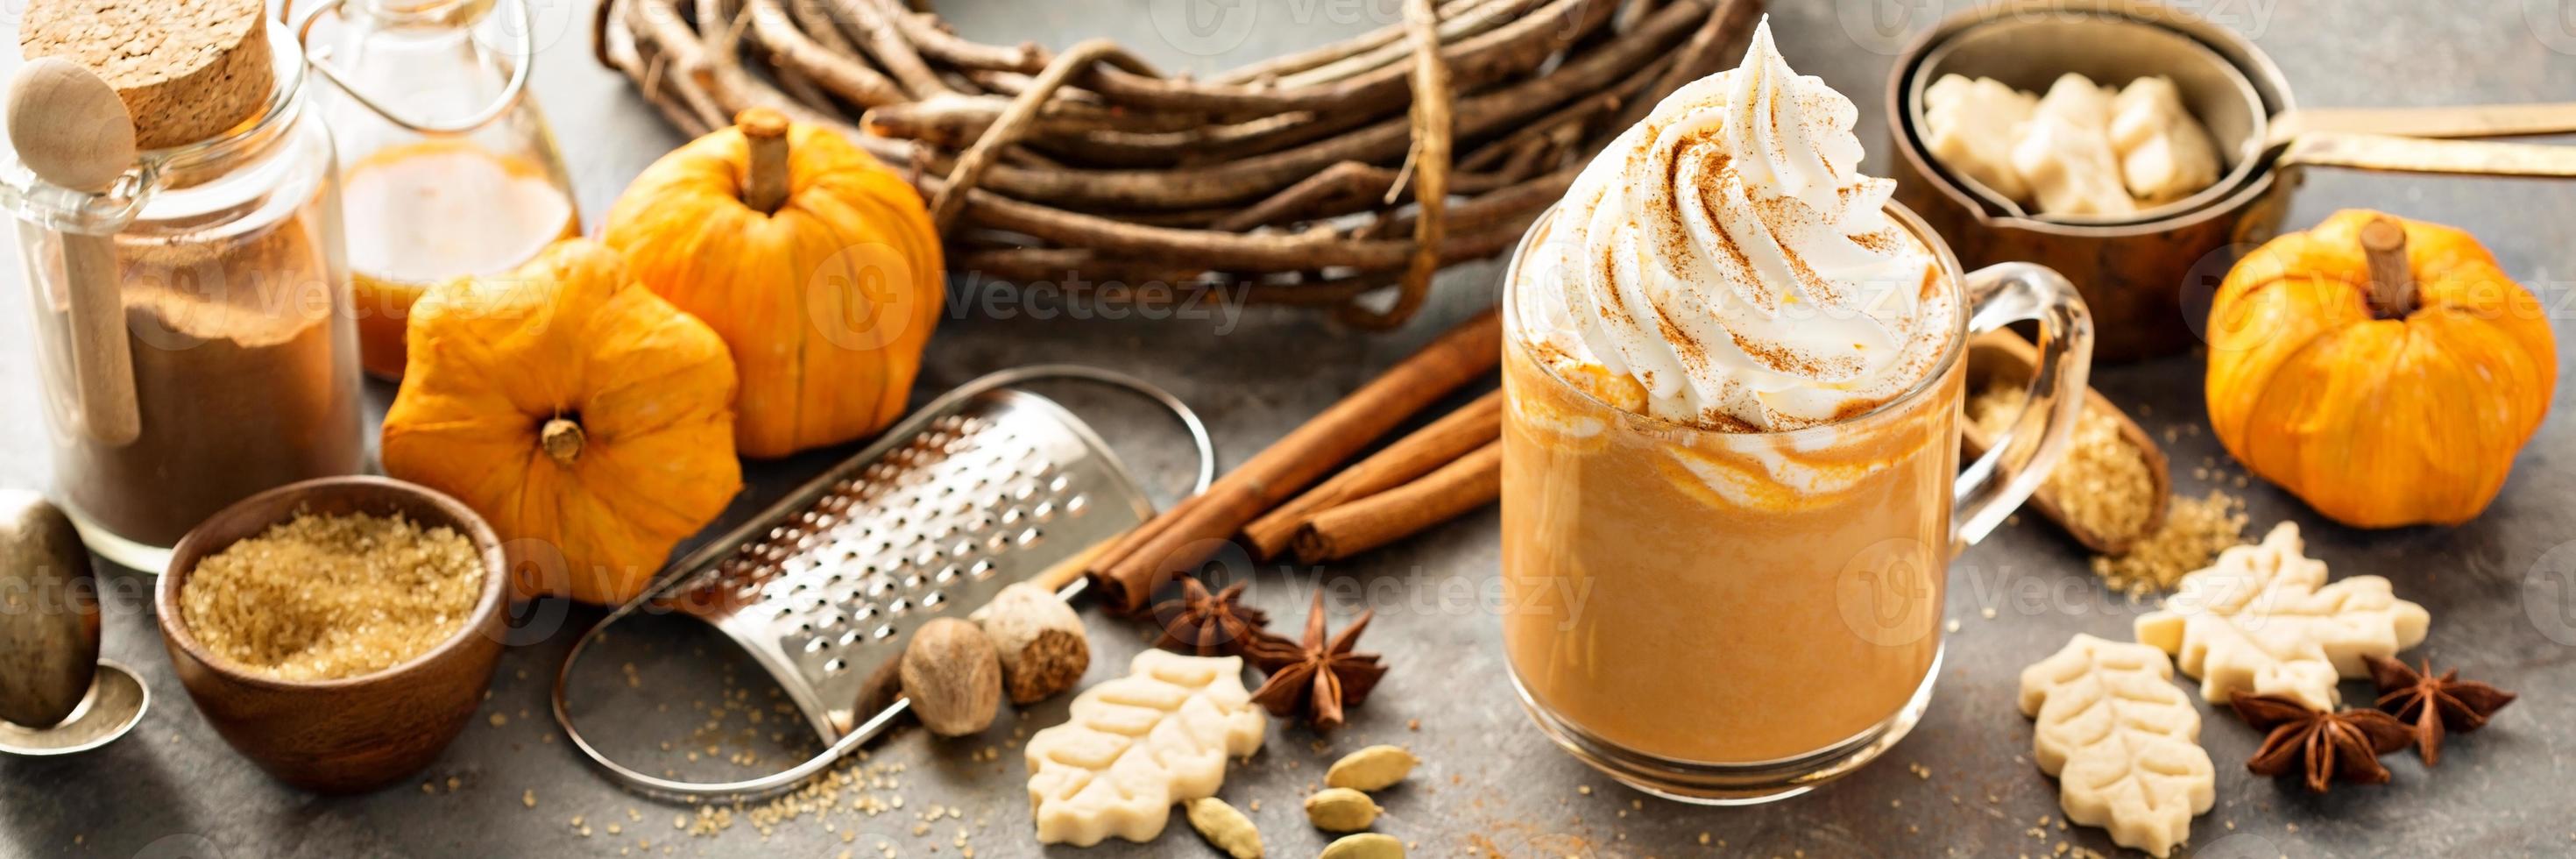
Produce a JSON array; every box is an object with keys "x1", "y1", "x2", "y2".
[
  {"x1": 541, "y1": 417, "x2": 586, "y2": 465},
  {"x1": 738, "y1": 109, "x2": 792, "y2": 215},
  {"x1": 2361, "y1": 216, "x2": 2416, "y2": 319}
]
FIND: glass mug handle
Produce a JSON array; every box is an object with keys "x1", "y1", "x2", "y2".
[{"x1": 1950, "y1": 262, "x2": 2094, "y2": 554}]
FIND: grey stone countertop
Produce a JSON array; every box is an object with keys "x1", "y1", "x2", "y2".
[{"x1": 4, "y1": 1, "x2": 2574, "y2": 856}]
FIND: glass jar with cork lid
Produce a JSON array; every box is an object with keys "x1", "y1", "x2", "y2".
[
  {"x1": 288, "y1": 0, "x2": 579, "y2": 380},
  {"x1": 4, "y1": 0, "x2": 365, "y2": 571}
]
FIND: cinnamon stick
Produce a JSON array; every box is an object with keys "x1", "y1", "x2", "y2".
[
  {"x1": 1088, "y1": 309, "x2": 1504, "y2": 614},
  {"x1": 1292, "y1": 440, "x2": 1501, "y2": 564},
  {"x1": 1242, "y1": 389, "x2": 1500, "y2": 559},
  {"x1": 1084, "y1": 491, "x2": 1201, "y2": 589}
]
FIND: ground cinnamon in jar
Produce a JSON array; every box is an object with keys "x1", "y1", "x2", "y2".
[
  {"x1": 16, "y1": 0, "x2": 365, "y2": 565},
  {"x1": 180, "y1": 511, "x2": 483, "y2": 681},
  {"x1": 41, "y1": 208, "x2": 366, "y2": 549}
]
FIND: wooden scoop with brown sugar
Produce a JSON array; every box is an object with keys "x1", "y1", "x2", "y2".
[{"x1": 1962, "y1": 330, "x2": 2170, "y2": 555}]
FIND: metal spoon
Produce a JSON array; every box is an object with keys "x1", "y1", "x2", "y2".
[
  {"x1": 0, "y1": 662, "x2": 148, "y2": 756},
  {"x1": 0, "y1": 490, "x2": 146, "y2": 756}
]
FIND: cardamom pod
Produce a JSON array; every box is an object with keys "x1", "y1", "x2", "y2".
[
  {"x1": 1303, "y1": 787, "x2": 1383, "y2": 832},
  {"x1": 1324, "y1": 744, "x2": 1419, "y2": 792},
  {"x1": 1319, "y1": 832, "x2": 1405, "y2": 859},
  {"x1": 1182, "y1": 797, "x2": 1263, "y2": 859}
]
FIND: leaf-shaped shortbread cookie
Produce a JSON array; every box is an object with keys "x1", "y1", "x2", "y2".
[
  {"x1": 2135, "y1": 522, "x2": 2430, "y2": 711},
  {"x1": 1024, "y1": 650, "x2": 1265, "y2": 846},
  {"x1": 2020, "y1": 635, "x2": 2215, "y2": 858}
]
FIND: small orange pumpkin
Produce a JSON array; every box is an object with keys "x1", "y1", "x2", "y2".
[
  {"x1": 604, "y1": 109, "x2": 945, "y2": 458},
  {"x1": 382, "y1": 239, "x2": 743, "y2": 604},
  {"x1": 2206, "y1": 209, "x2": 2557, "y2": 528}
]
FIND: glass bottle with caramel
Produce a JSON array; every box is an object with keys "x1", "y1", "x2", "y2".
[{"x1": 294, "y1": 0, "x2": 579, "y2": 379}]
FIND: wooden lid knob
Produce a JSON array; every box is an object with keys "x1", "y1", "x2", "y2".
[{"x1": 18, "y1": 0, "x2": 272, "y2": 151}]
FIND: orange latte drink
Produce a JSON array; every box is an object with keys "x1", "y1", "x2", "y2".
[{"x1": 1498, "y1": 21, "x2": 2093, "y2": 803}]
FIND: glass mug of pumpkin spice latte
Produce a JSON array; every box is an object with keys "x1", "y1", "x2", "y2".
[{"x1": 1497, "y1": 23, "x2": 2094, "y2": 804}]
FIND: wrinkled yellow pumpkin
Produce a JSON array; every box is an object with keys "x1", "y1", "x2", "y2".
[
  {"x1": 2206, "y1": 209, "x2": 2557, "y2": 528},
  {"x1": 383, "y1": 240, "x2": 744, "y2": 604},
  {"x1": 604, "y1": 109, "x2": 944, "y2": 458}
]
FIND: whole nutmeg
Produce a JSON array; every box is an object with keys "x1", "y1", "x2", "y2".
[
  {"x1": 899, "y1": 618, "x2": 1002, "y2": 736},
  {"x1": 0, "y1": 491, "x2": 96, "y2": 728},
  {"x1": 969, "y1": 582, "x2": 1090, "y2": 704}
]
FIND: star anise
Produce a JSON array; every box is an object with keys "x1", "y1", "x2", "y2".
[
  {"x1": 2231, "y1": 693, "x2": 2413, "y2": 793},
  {"x1": 1245, "y1": 591, "x2": 1387, "y2": 729},
  {"x1": 1149, "y1": 575, "x2": 1270, "y2": 657},
  {"x1": 2363, "y1": 654, "x2": 2517, "y2": 766}
]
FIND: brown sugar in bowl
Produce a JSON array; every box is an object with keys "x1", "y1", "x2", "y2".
[{"x1": 156, "y1": 476, "x2": 507, "y2": 793}]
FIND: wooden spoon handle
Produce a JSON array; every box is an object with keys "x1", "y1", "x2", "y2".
[
  {"x1": 61, "y1": 234, "x2": 138, "y2": 445},
  {"x1": 7, "y1": 58, "x2": 143, "y2": 446}
]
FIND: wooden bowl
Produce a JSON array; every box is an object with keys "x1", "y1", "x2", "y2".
[{"x1": 156, "y1": 476, "x2": 507, "y2": 793}]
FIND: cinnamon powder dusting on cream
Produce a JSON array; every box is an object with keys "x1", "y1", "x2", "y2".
[{"x1": 1508, "y1": 18, "x2": 1951, "y2": 432}]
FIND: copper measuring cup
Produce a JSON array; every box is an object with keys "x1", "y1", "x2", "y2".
[{"x1": 1886, "y1": 0, "x2": 2576, "y2": 361}]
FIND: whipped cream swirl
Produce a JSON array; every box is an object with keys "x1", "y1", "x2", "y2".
[{"x1": 1515, "y1": 19, "x2": 1950, "y2": 430}]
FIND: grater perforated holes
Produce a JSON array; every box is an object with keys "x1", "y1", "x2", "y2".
[{"x1": 656, "y1": 389, "x2": 1155, "y2": 742}]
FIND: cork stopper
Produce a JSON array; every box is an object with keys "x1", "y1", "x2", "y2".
[{"x1": 18, "y1": 0, "x2": 273, "y2": 151}]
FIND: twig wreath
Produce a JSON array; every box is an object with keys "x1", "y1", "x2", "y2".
[{"x1": 597, "y1": 0, "x2": 1760, "y2": 328}]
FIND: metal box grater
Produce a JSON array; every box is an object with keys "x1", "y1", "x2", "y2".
[
  {"x1": 555, "y1": 366, "x2": 1207, "y2": 800},
  {"x1": 659, "y1": 389, "x2": 1153, "y2": 741}
]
